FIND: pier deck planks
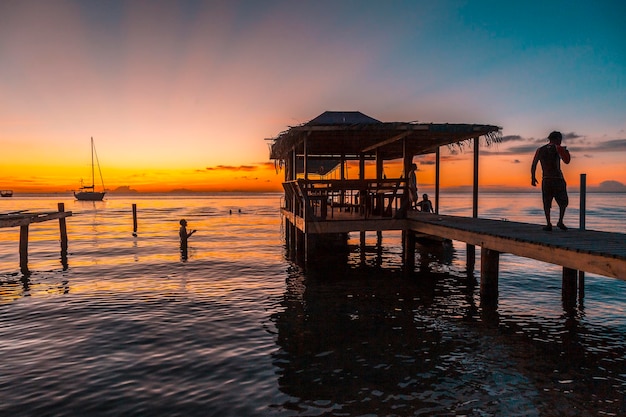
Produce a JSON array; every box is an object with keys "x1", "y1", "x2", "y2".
[
  {"x1": 283, "y1": 208, "x2": 626, "y2": 280},
  {"x1": 408, "y1": 213, "x2": 626, "y2": 280}
]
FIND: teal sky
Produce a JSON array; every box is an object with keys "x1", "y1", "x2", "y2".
[{"x1": 1, "y1": 0, "x2": 624, "y2": 191}]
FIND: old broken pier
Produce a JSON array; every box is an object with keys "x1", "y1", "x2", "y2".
[
  {"x1": 268, "y1": 111, "x2": 626, "y2": 307},
  {"x1": 0, "y1": 203, "x2": 72, "y2": 275}
]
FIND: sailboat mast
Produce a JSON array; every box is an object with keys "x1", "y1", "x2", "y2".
[{"x1": 90, "y1": 137, "x2": 95, "y2": 188}]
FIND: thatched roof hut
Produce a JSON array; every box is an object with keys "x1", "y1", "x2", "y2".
[
  {"x1": 269, "y1": 111, "x2": 501, "y2": 219},
  {"x1": 269, "y1": 111, "x2": 501, "y2": 170}
]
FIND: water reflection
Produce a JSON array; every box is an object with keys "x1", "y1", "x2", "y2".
[
  {"x1": 0, "y1": 272, "x2": 71, "y2": 303},
  {"x1": 272, "y1": 267, "x2": 446, "y2": 415},
  {"x1": 272, "y1": 243, "x2": 626, "y2": 416},
  {"x1": 271, "y1": 238, "x2": 509, "y2": 416}
]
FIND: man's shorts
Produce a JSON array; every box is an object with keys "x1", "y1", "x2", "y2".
[{"x1": 542, "y1": 178, "x2": 568, "y2": 208}]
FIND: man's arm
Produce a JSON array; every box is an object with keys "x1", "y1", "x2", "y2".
[
  {"x1": 531, "y1": 148, "x2": 540, "y2": 186},
  {"x1": 557, "y1": 145, "x2": 571, "y2": 164}
]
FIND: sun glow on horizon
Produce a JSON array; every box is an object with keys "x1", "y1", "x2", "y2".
[{"x1": 1, "y1": 2, "x2": 624, "y2": 193}]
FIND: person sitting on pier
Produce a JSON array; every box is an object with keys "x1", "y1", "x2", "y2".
[
  {"x1": 416, "y1": 193, "x2": 434, "y2": 213},
  {"x1": 531, "y1": 131, "x2": 571, "y2": 231}
]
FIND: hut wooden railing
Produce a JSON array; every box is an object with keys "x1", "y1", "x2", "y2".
[{"x1": 282, "y1": 178, "x2": 407, "y2": 221}]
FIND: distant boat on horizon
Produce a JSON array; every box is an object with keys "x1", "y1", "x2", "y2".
[
  {"x1": 0, "y1": 190, "x2": 13, "y2": 197},
  {"x1": 74, "y1": 137, "x2": 106, "y2": 201}
]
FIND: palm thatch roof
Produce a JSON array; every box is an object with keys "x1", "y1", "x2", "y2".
[{"x1": 269, "y1": 111, "x2": 501, "y2": 162}]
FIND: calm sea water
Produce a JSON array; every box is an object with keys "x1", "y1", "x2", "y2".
[{"x1": 0, "y1": 192, "x2": 625, "y2": 416}]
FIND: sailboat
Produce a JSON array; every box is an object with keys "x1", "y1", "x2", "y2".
[{"x1": 74, "y1": 137, "x2": 106, "y2": 201}]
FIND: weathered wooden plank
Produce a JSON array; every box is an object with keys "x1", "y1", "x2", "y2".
[
  {"x1": 407, "y1": 215, "x2": 626, "y2": 280},
  {"x1": 0, "y1": 211, "x2": 72, "y2": 228}
]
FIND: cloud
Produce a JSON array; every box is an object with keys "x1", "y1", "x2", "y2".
[
  {"x1": 583, "y1": 139, "x2": 626, "y2": 152},
  {"x1": 594, "y1": 180, "x2": 626, "y2": 192},
  {"x1": 205, "y1": 165, "x2": 257, "y2": 171},
  {"x1": 481, "y1": 132, "x2": 626, "y2": 156},
  {"x1": 499, "y1": 135, "x2": 524, "y2": 143},
  {"x1": 563, "y1": 132, "x2": 582, "y2": 140},
  {"x1": 417, "y1": 159, "x2": 436, "y2": 166}
]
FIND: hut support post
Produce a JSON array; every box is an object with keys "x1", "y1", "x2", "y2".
[
  {"x1": 340, "y1": 155, "x2": 346, "y2": 206},
  {"x1": 288, "y1": 221, "x2": 297, "y2": 259},
  {"x1": 435, "y1": 147, "x2": 440, "y2": 214},
  {"x1": 562, "y1": 267, "x2": 578, "y2": 309},
  {"x1": 359, "y1": 154, "x2": 365, "y2": 180},
  {"x1": 284, "y1": 217, "x2": 291, "y2": 253},
  {"x1": 578, "y1": 173, "x2": 586, "y2": 300},
  {"x1": 295, "y1": 228, "x2": 305, "y2": 264},
  {"x1": 467, "y1": 137, "x2": 480, "y2": 273},
  {"x1": 480, "y1": 248, "x2": 499, "y2": 306},
  {"x1": 473, "y1": 136, "x2": 479, "y2": 217},
  {"x1": 19, "y1": 225, "x2": 29, "y2": 275},
  {"x1": 376, "y1": 150, "x2": 383, "y2": 180}
]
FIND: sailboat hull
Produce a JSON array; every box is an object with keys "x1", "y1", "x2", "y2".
[{"x1": 74, "y1": 191, "x2": 105, "y2": 201}]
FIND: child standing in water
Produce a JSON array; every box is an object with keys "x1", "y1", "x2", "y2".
[{"x1": 179, "y1": 219, "x2": 196, "y2": 259}]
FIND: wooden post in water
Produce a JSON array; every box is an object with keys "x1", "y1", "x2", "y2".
[
  {"x1": 284, "y1": 217, "x2": 291, "y2": 251},
  {"x1": 578, "y1": 173, "x2": 586, "y2": 300},
  {"x1": 480, "y1": 248, "x2": 499, "y2": 306},
  {"x1": 58, "y1": 203, "x2": 68, "y2": 251},
  {"x1": 562, "y1": 267, "x2": 578, "y2": 310},
  {"x1": 360, "y1": 231, "x2": 366, "y2": 264},
  {"x1": 296, "y1": 229, "x2": 306, "y2": 264},
  {"x1": 19, "y1": 224, "x2": 29, "y2": 276},
  {"x1": 132, "y1": 203, "x2": 138, "y2": 236},
  {"x1": 289, "y1": 223, "x2": 296, "y2": 259},
  {"x1": 58, "y1": 203, "x2": 69, "y2": 270}
]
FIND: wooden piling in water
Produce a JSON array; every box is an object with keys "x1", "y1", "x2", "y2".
[
  {"x1": 563, "y1": 267, "x2": 578, "y2": 310},
  {"x1": 132, "y1": 203, "x2": 138, "y2": 236},
  {"x1": 403, "y1": 230, "x2": 416, "y2": 272},
  {"x1": 19, "y1": 224, "x2": 29, "y2": 275},
  {"x1": 58, "y1": 203, "x2": 69, "y2": 270},
  {"x1": 58, "y1": 203, "x2": 68, "y2": 251},
  {"x1": 480, "y1": 248, "x2": 499, "y2": 306},
  {"x1": 360, "y1": 231, "x2": 366, "y2": 264},
  {"x1": 467, "y1": 244, "x2": 476, "y2": 273}
]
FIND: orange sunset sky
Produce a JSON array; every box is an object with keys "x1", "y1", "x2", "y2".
[{"x1": 1, "y1": 1, "x2": 625, "y2": 194}]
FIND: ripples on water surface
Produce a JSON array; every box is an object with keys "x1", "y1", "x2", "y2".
[{"x1": 0, "y1": 193, "x2": 625, "y2": 416}]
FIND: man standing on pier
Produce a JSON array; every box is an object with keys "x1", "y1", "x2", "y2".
[{"x1": 531, "y1": 131, "x2": 571, "y2": 231}]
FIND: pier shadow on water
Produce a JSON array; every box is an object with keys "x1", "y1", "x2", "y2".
[{"x1": 272, "y1": 238, "x2": 626, "y2": 416}]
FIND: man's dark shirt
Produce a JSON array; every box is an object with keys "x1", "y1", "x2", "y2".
[{"x1": 535, "y1": 144, "x2": 563, "y2": 179}]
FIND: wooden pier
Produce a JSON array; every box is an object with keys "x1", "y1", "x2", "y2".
[
  {"x1": 281, "y1": 203, "x2": 626, "y2": 304},
  {"x1": 281, "y1": 205, "x2": 626, "y2": 277},
  {"x1": 269, "y1": 111, "x2": 624, "y2": 308},
  {"x1": 0, "y1": 203, "x2": 72, "y2": 275}
]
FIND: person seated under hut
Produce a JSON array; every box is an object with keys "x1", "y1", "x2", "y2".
[{"x1": 415, "y1": 193, "x2": 434, "y2": 213}]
